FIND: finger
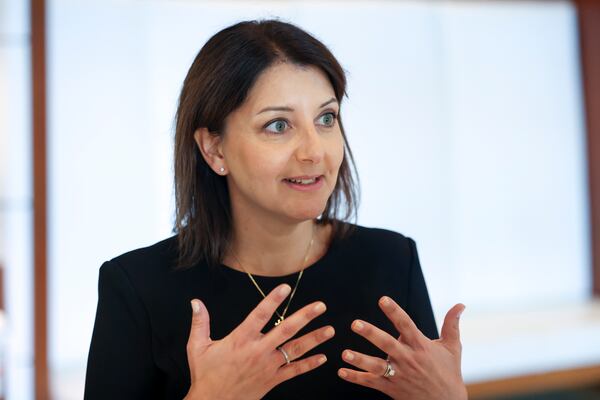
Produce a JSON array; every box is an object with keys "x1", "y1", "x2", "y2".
[
  {"x1": 337, "y1": 368, "x2": 388, "y2": 394},
  {"x1": 275, "y1": 353, "x2": 328, "y2": 384},
  {"x1": 263, "y1": 300, "x2": 328, "y2": 349},
  {"x1": 341, "y1": 349, "x2": 388, "y2": 376},
  {"x1": 272, "y1": 325, "x2": 335, "y2": 365},
  {"x1": 351, "y1": 319, "x2": 410, "y2": 360},
  {"x1": 187, "y1": 299, "x2": 211, "y2": 351},
  {"x1": 236, "y1": 284, "x2": 292, "y2": 337},
  {"x1": 440, "y1": 303, "x2": 465, "y2": 353},
  {"x1": 378, "y1": 296, "x2": 427, "y2": 349}
]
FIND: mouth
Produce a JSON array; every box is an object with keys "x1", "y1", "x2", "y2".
[{"x1": 283, "y1": 175, "x2": 323, "y2": 185}]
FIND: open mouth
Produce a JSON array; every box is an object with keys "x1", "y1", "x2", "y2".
[{"x1": 283, "y1": 176, "x2": 322, "y2": 185}]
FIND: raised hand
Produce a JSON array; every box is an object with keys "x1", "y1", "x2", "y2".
[
  {"x1": 184, "y1": 284, "x2": 335, "y2": 400},
  {"x1": 338, "y1": 296, "x2": 468, "y2": 400}
]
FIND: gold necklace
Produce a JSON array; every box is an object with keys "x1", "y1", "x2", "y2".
[{"x1": 232, "y1": 223, "x2": 315, "y2": 326}]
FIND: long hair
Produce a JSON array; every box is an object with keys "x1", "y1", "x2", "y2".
[{"x1": 173, "y1": 18, "x2": 360, "y2": 269}]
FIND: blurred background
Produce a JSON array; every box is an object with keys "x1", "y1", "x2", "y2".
[{"x1": 1, "y1": 0, "x2": 600, "y2": 399}]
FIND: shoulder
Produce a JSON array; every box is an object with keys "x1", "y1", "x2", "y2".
[
  {"x1": 336, "y1": 222, "x2": 415, "y2": 253},
  {"x1": 342, "y1": 222, "x2": 412, "y2": 245},
  {"x1": 332, "y1": 221, "x2": 417, "y2": 266},
  {"x1": 109, "y1": 235, "x2": 179, "y2": 269},
  {"x1": 98, "y1": 235, "x2": 182, "y2": 292}
]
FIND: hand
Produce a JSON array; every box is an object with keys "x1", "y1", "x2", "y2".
[
  {"x1": 184, "y1": 284, "x2": 335, "y2": 400},
  {"x1": 338, "y1": 297, "x2": 467, "y2": 400}
]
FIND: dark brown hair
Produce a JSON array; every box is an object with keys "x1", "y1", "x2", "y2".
[{"x1": 173, "y1": 18, "x2": 360, "y2": 269}]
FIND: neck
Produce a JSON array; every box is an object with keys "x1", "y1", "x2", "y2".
[{"x1": 226, "y1": 216, "x2": 316, "y2": 277}]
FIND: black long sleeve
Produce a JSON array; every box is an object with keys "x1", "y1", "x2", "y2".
[
  {"x1": 406, "y1": 237, "x2": 439, "y2": 340},
  {"x1": 83, "y1": 223, "x2": 439, "y2": 399},
  {"x1": 84, "y1": 260, "x2": 163, "y2": 399}
]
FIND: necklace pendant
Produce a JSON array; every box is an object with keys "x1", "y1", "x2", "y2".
[{"x1": 275, "y1": 316, "x2": 284, "y2": 326}]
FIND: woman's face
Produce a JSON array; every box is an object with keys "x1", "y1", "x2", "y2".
[{"x1": 220, "y1": 62, "x2": 345, "y2": 224}]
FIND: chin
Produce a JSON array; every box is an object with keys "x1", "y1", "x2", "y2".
[{"x1": 285, "y1": 204, "x2": 327, "y2": 222}]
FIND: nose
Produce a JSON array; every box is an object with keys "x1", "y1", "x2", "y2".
[{"x1": 295, "y1": 124, "x2": 324, "y2": 164}]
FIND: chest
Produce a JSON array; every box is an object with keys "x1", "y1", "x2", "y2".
[{"x1": 148, "y1": 264, "x2": 407, "y2": 398}]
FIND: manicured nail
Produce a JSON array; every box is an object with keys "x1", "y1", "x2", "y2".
[
  {"x1": 314, "y1": 302, "x2": 326, "y2": 312},
  {"x1": 353, "y1": 320, "x2": 364, "y2": 331},
  {"x1": 279, "y1": 285, "x2": 291, "y2": 297},
  {"x1": 191, "y1": 300, "x2": 200, "y2": 314},
  {"x1": 338, "y1": 369, "x2": 348, "y2": 378},
  {"x1": 380, "y1": 296, "x2": 391, "y2": 306},
  {"x1": 318, "y1": 355, "x2": 327, "y2": 364}
]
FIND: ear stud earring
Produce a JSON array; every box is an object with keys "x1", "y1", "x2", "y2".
[{"x1": 219, "y1": 167, "x2": 225, "y2": 173}]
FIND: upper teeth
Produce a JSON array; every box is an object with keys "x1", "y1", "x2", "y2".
[{"x1": 288, "y1": 177, "x2": 317, "y2": 184}]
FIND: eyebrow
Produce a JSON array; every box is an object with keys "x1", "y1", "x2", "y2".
[{"x1": 256, "y1": 97, "x2": 338, "y2": 115}]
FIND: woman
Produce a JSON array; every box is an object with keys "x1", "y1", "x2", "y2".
[{"x1": 84, "y1": 19, "x2": 467, "y2": 399}]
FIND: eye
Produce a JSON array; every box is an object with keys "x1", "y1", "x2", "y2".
[
  {"x1": 319, "y1": 112, "x2": 337, "y2": 127},
  {"x1": 264, "y1": 119, "x2": 289, "y2": 135}
]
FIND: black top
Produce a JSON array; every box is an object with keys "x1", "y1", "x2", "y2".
[{"x1": 84, "y1": 223, "x2": 438, "y2": 399}]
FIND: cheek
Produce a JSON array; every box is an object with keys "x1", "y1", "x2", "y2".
[
  {"x1": 237, "y1": 144, "x2": 289, "y2": 183},
  {"x1": 329, "y1": 133, "x2": 345, "y2": 171}
]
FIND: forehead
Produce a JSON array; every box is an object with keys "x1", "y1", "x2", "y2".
[{"x1": 243, "y1": 63, "x2": 336, "y2": 111}]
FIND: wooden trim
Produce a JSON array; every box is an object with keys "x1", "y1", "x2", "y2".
[
  {"x1": 467, "y1": 364, "x2": 600, "y2": 399},
  {"x1": 31, "y1": 0, "x2": 49, "y2": 399},
  {"x1": 577, "y1": 1, "x2": 600, "y2": 296}
]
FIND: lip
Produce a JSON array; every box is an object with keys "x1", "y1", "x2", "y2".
[
  {"x1": 285, "y1": 174, "x2": 322, "y2": 180},
  {"x1": 283, "y1": 175, "x2": 324, "y2": 192}
]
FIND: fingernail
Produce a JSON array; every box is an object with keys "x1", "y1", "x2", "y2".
[
  {"x1": 314, "y1": 302, "x2": 326, "y2": 312},
  {"x1": 380, "y1": 296, "x2": 390, "y2": 306},
  {"x1": 353, "y1": 320, "x2": 364, "y2": 331},
  {"x1": 191, "y1": 300, "x2": 200, "y2": 314},
  {"x1": 318, "y1": 355, "x2": 327, "y2": 364},
  {"x1": 338, "y1": 369, "x2": 347, "y2": 378},
  {"x1": 280, "y1": 284, "x2": 291, "y2": 297},
  {"x1": 457, "y1": 306, "x2": 465, "y2": 319},
  {"x1": 344, "y1": 351, "x2": 354, "y2": 361},
  {"x1": 324, "y1": 327, "x2": 335, "y2": 337}
]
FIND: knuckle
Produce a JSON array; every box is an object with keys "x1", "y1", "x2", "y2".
[
  {"x1": 412, "y1": 346, "x2": 426, "y2": 362},
  {"x1": 230, "y1": 335, "x2": 244, "y2": 353},
  {"x1": 406, "y1": 354, "x2": 422, "y2": 372},
  {"x1": 382, "y1": 341, "x2": 396, "y2": 355},
  {"x1": 292, "y1": 361, "x2": 304, "y2": 376},
  {"x1": 190, "y1": 319, "x2": 201, "y2": 329},
  {"x1": 412, "y1": 339, "x2": 427, "y2": 352},
  {"x1": 399, "y1": 320, "x2": 411, "y2": 332},
  {"x1": 280, "y1": 322, "x2": 296, "y2": 338},
  {"x1": 255, "y1": 309, "x2": 271, "y2": 323},
  {"x1": 290, "y1": 341, "x2": 305, "y2": 357},
  {"x1": 362, "y1": 373, "x2": 374, "y2": 385},
  {"x1": 389, "y1": 308, "x2": 402, "y2": 321},
  {"x1": 278, "y1": 366, "x2": 293, "y2": 382}
]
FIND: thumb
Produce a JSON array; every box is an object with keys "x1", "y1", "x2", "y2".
[
  {"x1": 440, "y1": 303, "x2": 465, "y2": 352},
  {"x1": 188, "y1": 299, "x2": 211, "y2": 348}
]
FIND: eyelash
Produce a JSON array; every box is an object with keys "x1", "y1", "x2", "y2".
[{"x1": 263, "y1": 111, "x2": 338, "y2": 135}]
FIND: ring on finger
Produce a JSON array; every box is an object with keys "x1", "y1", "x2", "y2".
[
  {"x1": 277, "y1": 346, "x2": 291, "y2": 365},
  {"x1": 382, "y1": 356, "x2": 395, "y2": 378}
]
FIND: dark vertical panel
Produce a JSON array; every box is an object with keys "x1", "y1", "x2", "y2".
[
  {"x1": 31, "y1": 0, "x2": 49, "y2": 398},
  {"x1": 576, "y1": 0, "x2": 600, "y2": 296}
]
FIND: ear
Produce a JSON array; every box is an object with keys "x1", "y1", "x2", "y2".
[{"x1": 194, "y1": 127, "x2": 226, "y2": 175}]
